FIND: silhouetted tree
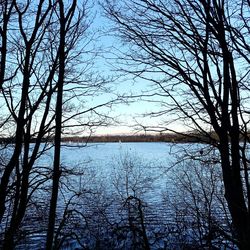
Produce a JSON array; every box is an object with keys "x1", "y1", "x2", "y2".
[
  {"x1": 104, "y1": 0, "x2": 250, "y2": 248},
  {"x1": 0, "y1": 0, "x2": 113, "y2": 248},
  {"x1": 46, "y1": 0, "x2": 76, "y2": 248}
]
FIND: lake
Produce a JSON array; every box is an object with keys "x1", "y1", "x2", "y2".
[{"x1": 4, "y1": 142, "x2": 234, "y2": 249}]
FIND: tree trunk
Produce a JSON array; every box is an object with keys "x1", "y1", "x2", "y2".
[{"x1": 46, "y1": 1, "x2": 67, "y2": 248}]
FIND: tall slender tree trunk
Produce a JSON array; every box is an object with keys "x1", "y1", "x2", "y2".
[
  {"x1": 0, "y1": 1, "x2": 14, "y2": 90},
  {"x1": 46, "y1": 1, "x2": 66, "y2": 248},
  {"x1": 0, "y1": 44, "x2": 31, "y2": 223}
]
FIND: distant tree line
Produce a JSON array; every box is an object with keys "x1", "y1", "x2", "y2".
[
  {"x1": 2, "y1": 130, "x2": 250, "y2": 143},
  {"x1": 61, "y1": 132, "x2": 217, "y2": 143}
]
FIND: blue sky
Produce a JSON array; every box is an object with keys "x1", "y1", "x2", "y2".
[{"x1": 77, "y1": 1, "x2": 187, "y2": 136}]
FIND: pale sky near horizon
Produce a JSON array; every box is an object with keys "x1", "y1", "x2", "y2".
[
  {"x1": 77, "y1": 2, "x2": 187, "y2": 136},
  {"x1": 85, "y1": 5, "x2": 155, "y2": 135}
]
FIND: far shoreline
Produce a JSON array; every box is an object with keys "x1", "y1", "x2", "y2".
[{"x1": 0, "y1": 132, "x2": 226, "y2": 144}]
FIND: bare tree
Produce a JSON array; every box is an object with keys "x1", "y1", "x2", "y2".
[
  {"x1": 165, "y1": 157, "x2": 236, "y2": 248},
  {"x1": 0, "y1": 0, "x2": 113, "y2": 248},
  {"x1": 104, "y1": 0, "x2": 250, "y2": 249},
  {"x1": 0, "y1": 0, "x2": 14, "y2": 90},
  {"x1": 1, "y1": 2, "x2": 56, "y2": 247},
  {"x1": 46, "y1": 0, "x2": 77, "y2": 248}
]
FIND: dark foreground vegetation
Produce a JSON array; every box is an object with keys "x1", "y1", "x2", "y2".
[{"x1": 0, "y1": 0, "x2": 250, "y2": 249}]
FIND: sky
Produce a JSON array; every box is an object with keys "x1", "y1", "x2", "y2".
[
  {"x1": 0, "y1": 0, "x2": 172, "y2": 138},
  {"x1": 0, "y1": 0, "x2": 193, "y2": 137},
  {"x1": 84, "y1": 3, "x2": 174, "y2": 136}
]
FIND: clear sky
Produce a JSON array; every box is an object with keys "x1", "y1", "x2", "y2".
[
  {"x1": 75, "y1": 1, "x2": 188, "y2": 136},
  {"x1": 83, "y1": 4, "x2": 158, "y2": 135}
]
